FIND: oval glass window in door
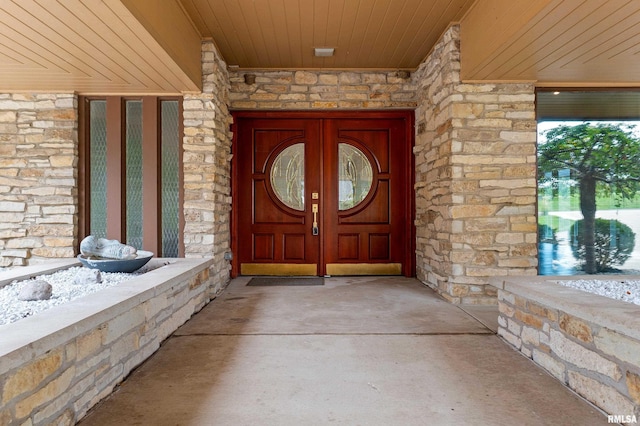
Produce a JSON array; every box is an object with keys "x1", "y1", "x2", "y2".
[
  {"x1": 338, "y1": 143, "x2": 373, "y2": 210},
  {"x1": 270, "y1": 143, "x2": 305, "y2": 210}
]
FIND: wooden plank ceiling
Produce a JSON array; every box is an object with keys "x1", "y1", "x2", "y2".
[
  {"x1": 181, "y1": 0, "x2": 475, "y2": 70},
  {"x1": 461, "y1": 0, "x2": 640, "y2": 87},
  {"x1": 0, "y1": 0, "x2": 201, "y2": 94},
  {"x1": 0, "y1": 0, "x2": 639, "y2": 93}
]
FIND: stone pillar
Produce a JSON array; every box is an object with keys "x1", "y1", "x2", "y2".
[
  {"x1": 182, "y1": 41, "x2": 233, "y2": 292},
  {"x1": 414, "y1": 25, "x2": 537, "y2": 304},
  {"x1": 0, "y1": 94, "x2": 78, "y2": 267}
]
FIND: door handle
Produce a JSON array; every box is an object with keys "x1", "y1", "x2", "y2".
[{"x1": 312, "y1": 203, "x2": 319, "y2": 235}]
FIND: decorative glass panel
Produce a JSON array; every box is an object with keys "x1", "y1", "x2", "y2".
[
  {"x1": 125, "y1": 100, "x2": 143, "y2": 250},
  {"x1": 89, "y1": 101, "x2": 107, "y2": 239},
  {"x1": 161, "y1": 101, "x2": 180, "y2": 257},
  {"x1": 339, "y1": 144, "x2": 373, "y2": 210},
  {"x1": 84, "y1": 97, "x2": 183, "y2": 257},
  {"x1": 270, "y1": 143, "x2": 305, "y2": 210}
]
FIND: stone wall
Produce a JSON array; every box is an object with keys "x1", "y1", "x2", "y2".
[
  {"x1": 183, "y1": 41, "x2": 233, "y2": 291},
  {"x1": 493, "y1": 276, "x2": 640, "y2": 417},
  {"x1": 413, "y1": 25, "x2": 537, "y2": 304},
  {"x1": 229, "y1": 70, "x2": 417, "y2": 109},
  {"x1": 0, "y1": 258, "x2": 214, "y2": 425},
  {"x1": 0, "y1": 94, "x2": 78, "y2": 267}
]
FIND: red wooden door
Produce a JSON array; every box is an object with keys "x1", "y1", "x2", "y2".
[
  {"x1": 235, "y1": 118, "x2": 322, "y2": 276},
  {"x1": 323, "y1": 118, "x2": 409, "y2": 275},
  {"x1": 233, "y1": 112, "x2": 414, "y2": 277}
]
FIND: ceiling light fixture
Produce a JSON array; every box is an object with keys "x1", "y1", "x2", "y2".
[
  {"x1": 553, "y1": 91, "x2": 560, "y2": 95},
  {"x1": 314, "y1": 48, "x2": 334, "y2": 57}
]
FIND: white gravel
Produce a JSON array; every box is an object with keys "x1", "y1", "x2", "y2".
[
  {"x1": 554, "y1": 279, "x2": 640, "y2": 306},
  {"x1": 0, "y1": 265, "x2": 158, "y2": 326}
]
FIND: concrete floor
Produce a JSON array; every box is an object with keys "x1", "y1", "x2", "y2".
[{"x1": 79, "y1": 276, "x2": 607, "y2": 425}]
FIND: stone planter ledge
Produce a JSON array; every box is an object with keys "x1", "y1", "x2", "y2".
[
  {"x1": 491, "y1": 275, "x2": 640, "y2": 342},
  {"x1": 0, "y1": 257, "x2": 215, "y2": 426},
  {"x1": 490, "y1": 275, "x2": 640, "y2": 418}
]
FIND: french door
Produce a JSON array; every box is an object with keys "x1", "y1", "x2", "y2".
[{"x1": 233, "y1": 111, "x2": 414, "y2": 277}]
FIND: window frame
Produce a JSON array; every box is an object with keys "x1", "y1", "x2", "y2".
[
  {"x1": 536, "y1": 88, "x2": 640, "y2": 275},
  {"x1": 78, "y1": 96, "x2": 184, "y2": 257}
]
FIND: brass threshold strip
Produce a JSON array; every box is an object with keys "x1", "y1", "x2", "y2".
[
  {"x1": 325, "y1": 263, "x2": 402, "y2": 276},
  {"x1": 241, "y1": 262, "x2": 402, "y2": 276},
  {"x1": 241, "y1": 263, "x2": 317, "y2": 276}
]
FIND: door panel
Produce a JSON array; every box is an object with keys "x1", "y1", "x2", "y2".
[
  {"x1": 283, "y1": 234, "x2": 306, "y2": 260},
  {"x1": 233, "y1": 112, "x2": 414, "y2": 277},
  {"x1": 237, "y1": 119, "x2": 321, "y2": 275},
  {"x1": 253, "y1": 234, "x2": 274, "y2": 260},
  {"x1": 253, "y1": 130, "x2": 303, "y2": 173},
  {"x1": 339, "y1": 130, "x2": 390, "y2": 172},
  {"x1": 323, "y1": 118, "x2": 407, "y2": 273},
  {"x1": 339, "y1": 181, "x2": 390, "y2": 224},
  {"x1": 254, "y1": 184, "x2": 304, "y2": 224}
]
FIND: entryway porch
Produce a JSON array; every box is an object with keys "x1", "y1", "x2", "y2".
[{"x1": 79, "y1": 277, "x2": 604, "y2": 425}]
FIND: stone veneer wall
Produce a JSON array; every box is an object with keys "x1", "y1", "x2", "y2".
[
  {"x1": 183, "y1": 41, "x2": 233, "y2": 291},
  {"x1": 0, "y1": 94, "x2": 77, "y2": 267},
  {"x1": 494, "y1": 277, "x2": 640, "y2": 417},
  {"x1": 228, "y1": 70, "x2": 418, "y2": 109},
  {"x1": 413, "y1": 25, "x2": 537, "y2": 304}
]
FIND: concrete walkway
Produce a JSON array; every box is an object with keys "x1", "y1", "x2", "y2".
[{"x1": 79, "y1": 277, "x2": 606, "y2": 425}]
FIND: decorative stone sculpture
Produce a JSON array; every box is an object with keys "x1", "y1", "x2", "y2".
[
  {"x1": 74, "y1": 268, "x2": 102, "y2": 285},
  {"x1": 18, "y1": 280, "x2": 52, "y2": 301},
  {"x1": 80, "y1": 236, "x2": 137, "y2": 260}
]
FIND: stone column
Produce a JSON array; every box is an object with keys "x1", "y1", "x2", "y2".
[
  {"x1": 414, "y1": 25, "x2": 537, "y2": 304},
  {"x1": 182, "y1": 41, "x2": 233, "y2": 292}
]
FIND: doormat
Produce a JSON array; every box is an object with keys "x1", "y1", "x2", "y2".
[{"x1": 247, "y1": 277, "x2": 324, "y2": 286}]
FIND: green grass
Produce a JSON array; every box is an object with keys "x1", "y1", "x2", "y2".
[
  {"x1": 538, "y1": 193, "x2": 640, "y2": 212},
  {"x1": 538, "y1": 192, "x2": 640, "y2": 235},
  {"x1": 538, "y1": 214, "x2": 575, "y2": 233}
]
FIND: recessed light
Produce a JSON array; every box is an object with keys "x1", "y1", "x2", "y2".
[
  {"x1": 553, "y1": 91, "x2": 560, "y2": 95},
  {"x1": 314, "y1": 48, "x2": 334, "y2": 57}
]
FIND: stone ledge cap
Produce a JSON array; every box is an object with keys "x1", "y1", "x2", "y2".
[{"x1": 490, "y1": 275, "x2": 640, "y2": 341}]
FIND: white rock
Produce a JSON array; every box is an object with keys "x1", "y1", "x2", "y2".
[
  {"x1": 555, "y1": 279, "x2": 640, "y2": 306},
  {"x1": 74, "y1": 268, "x2": 102, "y2": 285},
  {"x1": 18, "y1": 280, "x2": 52, "y2": 301},
  {"x1": 0, "y1": 265, "x2": 158, "y2": 326}
]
